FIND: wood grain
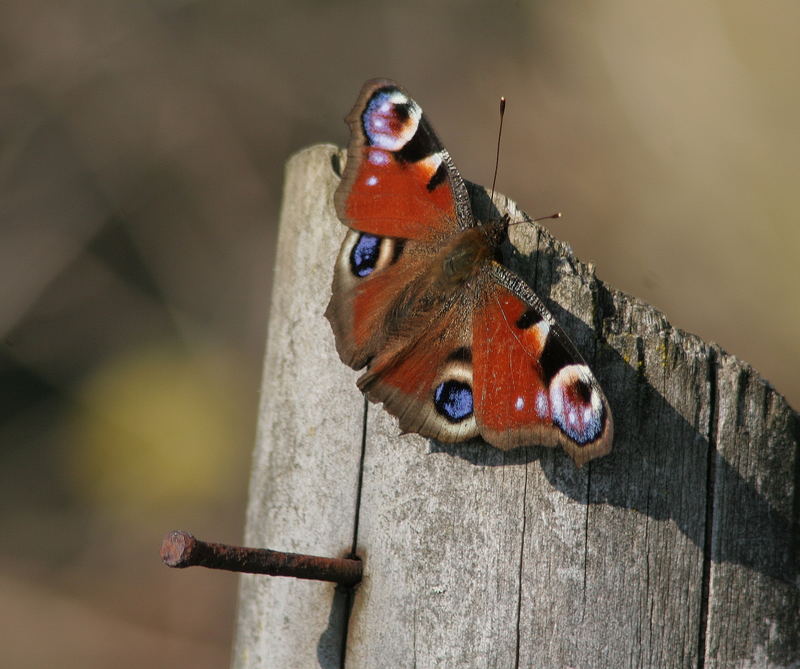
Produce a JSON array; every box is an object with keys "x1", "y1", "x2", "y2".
[
  {"x1": 231, "y1": 145, "x2": 364, "y2": 669},
  {"x1": 233, "y1": 144, "x2": 799, "y2": 668}
]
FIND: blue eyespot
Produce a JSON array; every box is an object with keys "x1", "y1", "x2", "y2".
[
  {"x1": 434, "y1": 380, "x2": 473, "y2": 423},
  {"x1": 552, "y1": 408, "x2": 603, "y2": 445},
  {"x1": 350, "y1": 234, "x2": 381, "y2": 277}
]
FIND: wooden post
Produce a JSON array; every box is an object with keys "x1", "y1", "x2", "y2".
[{"x1": 231, "y1": 144, "x2": 799, "y2": 668}]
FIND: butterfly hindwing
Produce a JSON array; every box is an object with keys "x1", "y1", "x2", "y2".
[
  {"x1": 326, "y1": 229, "x2": 430, "y2": 369},
  {"x1": 355, "y1": 294, "x2": 480, "y2": 444},
  {"x1": 349, "y1": 258, "x2": 614, "y2": 465}
]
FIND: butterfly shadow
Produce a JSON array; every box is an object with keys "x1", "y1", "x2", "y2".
[
  {"x1": 313, "y1": 182, "x2": 795, "y2": 663},
  {"x1": 432, "y1": 346, "x2": 796, "y2": 589},
  {"x1": 430, "y1": 186, "x2": 797, "y2": 587}
]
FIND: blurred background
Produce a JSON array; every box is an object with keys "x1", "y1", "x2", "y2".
[{"x1": 1, "y1": 1, "x2": 797, "y2": 666}]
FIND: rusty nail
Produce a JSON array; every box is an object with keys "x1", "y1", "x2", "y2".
[{"x1": 160, "y1": 530, "x2": 362, "y2": 587}]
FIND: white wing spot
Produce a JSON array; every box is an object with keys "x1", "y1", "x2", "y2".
[
  {"x1": 368, "y1": 150, "x2": 390, "y2": 166},
  {"x1": 535, "y1": 391, "x2": 549, "y2": 417},
  {"x1": 366, "y1": 176, "x2": 378, "y2": 186},
  {"x1": 515, "y1": 395, "x2": 525, "y2": 411}
]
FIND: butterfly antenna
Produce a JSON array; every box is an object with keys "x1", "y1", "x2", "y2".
[
  {"x1": 508, "y1": 211, "x2": 562, "y2": 228},
  {"x1": 533, "y1": 212, "x2": 562, "y2": 223},
  {"x1": 489, "y1": 96, "x2": 505, "y2": 204},
  {"x1": 488, "y1": 96, "x2": 561, "y2": 227}
]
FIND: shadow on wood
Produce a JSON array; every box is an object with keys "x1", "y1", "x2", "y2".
[{"x1": 233, "y1": 144, "x2": 798, "y2": 669}]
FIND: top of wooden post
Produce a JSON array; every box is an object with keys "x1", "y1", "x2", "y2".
[{"x1": 232, "y1": 144, "x2": 799, "y2": 669}]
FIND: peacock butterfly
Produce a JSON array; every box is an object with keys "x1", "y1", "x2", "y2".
[{"x1": 325, "y1": 79, "x2": 613, "y2": 466}]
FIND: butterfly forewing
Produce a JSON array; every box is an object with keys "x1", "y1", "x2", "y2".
[
  {"x1": 473, "y1": 264, "x2": 613, "y2": 465},
  {"x1": 327, "y1": 80, "x2": 474, "y2": 369},
  {"x1": 334, "y1": 79, "x2": 474, "y2": 240}
]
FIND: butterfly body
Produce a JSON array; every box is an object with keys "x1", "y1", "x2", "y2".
[
  {"x1": 326, "y1": 80, "x2": 613, "y2": 466},
  {"x1": 437, "y1": 221, "x2": 505, "y2": 287}
]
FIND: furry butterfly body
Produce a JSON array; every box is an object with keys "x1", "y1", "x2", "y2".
[{"x1": 326, "y1": 80, "x2": 613, "y2": 466}]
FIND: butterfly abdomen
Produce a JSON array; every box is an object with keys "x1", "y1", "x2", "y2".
[{"x1": 378, "y1": 223, "x2": 505, "y2": 349}]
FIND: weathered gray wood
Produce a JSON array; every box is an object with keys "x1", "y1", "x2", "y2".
[
  {"x1": 706, "y1": 354, "x2": 799, "y2": 667},
  {"x1": 234, "y1": 144, "x2": 799, "y2": 668},
  {"x1": 231, "y1": 145, "x2": 364, "y2": 669}
]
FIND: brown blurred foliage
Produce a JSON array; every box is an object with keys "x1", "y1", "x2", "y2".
[{"x1": 1, "y1": 1, "x2": 797, "y2": 666}]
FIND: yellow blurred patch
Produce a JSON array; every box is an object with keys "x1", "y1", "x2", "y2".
[{"x1": 65, "y1": 344, "x2": 249, "y2": 513}]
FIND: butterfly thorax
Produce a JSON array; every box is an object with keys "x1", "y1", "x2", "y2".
[
  {"x1": 380, "y1": 220, "x2": 506, "y2": 341},
  {"x1": 435, "y1": 219, "x2": 507, "y2": 290}
]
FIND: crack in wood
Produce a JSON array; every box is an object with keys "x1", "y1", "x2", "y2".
[
  {"x1": 514, "y1": 463, "x2": 529, "y2": 669},
  {"x1": 697, "y1": 349, "x2": 719, "y2": 669},
  {"x1": 339, "y1": 395, "x2": 370, "y2": 667}
]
